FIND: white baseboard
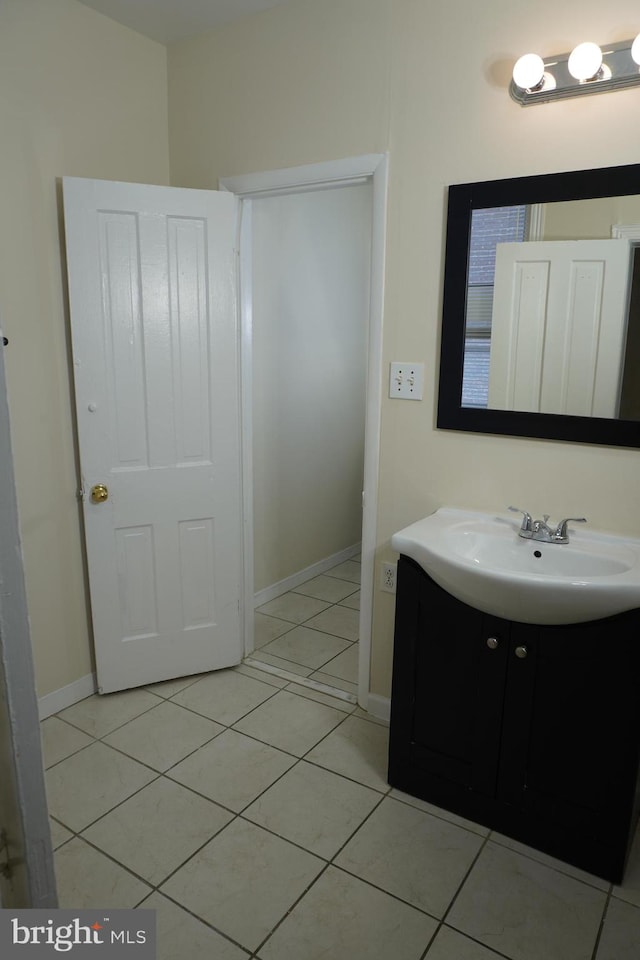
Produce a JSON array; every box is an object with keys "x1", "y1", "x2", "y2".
[
  {"x1": 254, "y1": 542, "x2": 361, "y2": 608},
  {"x1": 366, "y1": 693, "x2": 390, "y2": 725},
  {"x1": 38, "y1": 673, "x2": 97, "y2": 720}
]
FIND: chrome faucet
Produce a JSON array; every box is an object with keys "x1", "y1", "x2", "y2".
[{"x1": 508, "y1": 506, "x2": 587, "y2": 544}]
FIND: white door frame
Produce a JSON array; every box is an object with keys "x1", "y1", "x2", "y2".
[
  {"x1": 220, "y1": 154, "x2": 388, "y2": 711},
  {"x1": 0, "y1": 337, "x2": 56, "y2": 907}
]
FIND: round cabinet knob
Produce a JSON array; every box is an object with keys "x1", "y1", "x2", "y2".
[
  {"x1": 515, "y1": 645, "x2": 528, "y2": 659},
  {"x1": 486, "y1": 637, "x2": 499, "y2": 650}
]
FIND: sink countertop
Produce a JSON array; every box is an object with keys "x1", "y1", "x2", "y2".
[{"x1": 392, "y1": 507, "x2": 640, "y2": 625}]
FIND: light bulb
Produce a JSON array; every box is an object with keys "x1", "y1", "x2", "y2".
[
  {"x1": 631, "y1": 34, "x2": 640, "y2": 66},
  {"x1": 512, "y1": 53, "x2": 545, "y2": 90},
  {"x1": 568, "y1": 42, "x2": 603, "y2": 81}
]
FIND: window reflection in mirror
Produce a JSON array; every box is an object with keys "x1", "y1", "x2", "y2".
[{"x1": 462, "y1": 205, "x2": 527, "y2": 408}]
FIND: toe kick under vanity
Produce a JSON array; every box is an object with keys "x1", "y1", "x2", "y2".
[{"x1": 387, "y1": 507, "x2": 640, "y2": 884}]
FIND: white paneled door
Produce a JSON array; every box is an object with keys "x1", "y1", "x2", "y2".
[
  {"x1": 488, "y1": 239, "x2": 631, "y2": 417},
  {"x1": 63, "y1": 178, "x2": 243, "y2": 693}
]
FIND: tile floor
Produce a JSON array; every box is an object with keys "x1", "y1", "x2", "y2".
[
  {"x1": 40, "y1": 557, "x2": 640, "y2": 959},
  {"x1": 250, "y1": 558, "x2": 362, "y2": 699}
]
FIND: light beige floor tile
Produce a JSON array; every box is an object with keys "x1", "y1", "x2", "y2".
[
  {"x1": 168, "y1": 729, "x2": 296, "y2": 811},
  {"x1": 45, "y1": 741, "x2": 157, "y2": 831},
  {"x1": 82, "y1": 777, "x2": 233, "y2": 885},
  {"x1": 249, "y1": 650, "x2": 313, "y2": 677},
  {"x1": 160, "y1": 818, "x2": 324, "y2": 952},
  {"x1": 40, "y1": 717, "x2": 94, "y2": 768},
  {"x1": 50, "y1": 818, "x2": 73, "y2": 850},
  {"x1": 140, "y1": 892, "x2": 249, "y2": 960},
  {"x1": 55, "y1": 837, "x2": 151, "y2": 908},
  {"x1": 260, "y1": 625, "x2": 351, "y2": 670},
  {"x1": 254, "y1": 612, "x2": 295, "y2": 648},
  {"x1": 58, "y1": 689, "x2": 162, "y2": 739},
  {"x1": 596, "y1": 896, "x2": 640, "y2": 960},
  {"x1": 244, "y1": 761, "x2": 381, "y2": 859},
  {"x1": 336, "y1": 796, "x2": 484, "y2": 917},
  {"x1": 325, "y1": 560, "x2": 361, "y2": 583},
  {"x1": 305, "y1": 714, "x2": 390, "y2": 791},
  {"x1": 490, "y1": 830, "x2": 610, "y2": 890},
  {"x1": 258, "y1": 865, "x2": 437, "y2": 960},
  {"x1": 305, "y1": 606, "x2": 360, "y2": 641},
  {"x1": 339, "y1": 590, "x2": 361, "y2": 610},
  {"x1": 145, "y1": 674, "x2": 206, "y2": 698},
  {"x1": 320, "y1": 643, "x2": 359, "y2": 683},
  {"x1": 293, "y1": 575, "x2": 360, "y2": 603},
  {"x1": 103, "y1": 700, "x2": 223, "y2": 772},
  {"x1": 256, "y1": 593, "x2": 332, "y2": 624},
  {"x1": 447, "y1": 842, "x2": 607, "y2": 960},
  {"x1": 170, "y1": 668, "x2": 276, "y2": 726},
  {"x1": 389, "y1": 789, "x2": 489, "y2": 835},
  {"x1": 233, "y1": 690, "x2": 345, "y2": 757},
  {"x1": 426, "y1": 925, "x2": 505, "y2": 960},
  {"x1": 284, "y1": 681, "x2": 356, "y2": 713}
]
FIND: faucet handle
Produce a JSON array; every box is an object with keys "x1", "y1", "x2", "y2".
[
  {"x1": 508, "y1": 506, "x2": 532, "y2": 531},
  {"x1": 554, "y1": 517, "x2": 587, "y2": 541}
]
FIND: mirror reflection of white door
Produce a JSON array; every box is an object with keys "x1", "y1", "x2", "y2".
[
  {"x1": 63, "y1": 178, "x2": 243, "y2": 695},
  {"x1": 488, "y1": 239, "x2": 632, "y2": 417}
]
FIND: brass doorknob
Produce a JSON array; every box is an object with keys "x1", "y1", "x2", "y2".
[{"x1": 90, "y1": 484, "x2": 109, "y2": 504}]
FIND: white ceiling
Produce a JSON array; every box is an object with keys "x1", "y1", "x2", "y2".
[{"x1": 77, "y1": 0, "x2": 294, "y2": 45}]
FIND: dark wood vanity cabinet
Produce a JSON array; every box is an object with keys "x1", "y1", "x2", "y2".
[{"x1": 388, "y1": 555, "x2": 640, "y2": 883}]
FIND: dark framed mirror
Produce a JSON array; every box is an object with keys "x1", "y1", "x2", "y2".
[{"x1": 437, "y1": 163, "x2": 640, "y2": 448}]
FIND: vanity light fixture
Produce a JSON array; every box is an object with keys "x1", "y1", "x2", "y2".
[{"x1": 510, "y1": 34, "x2": 640, "y2": 105}]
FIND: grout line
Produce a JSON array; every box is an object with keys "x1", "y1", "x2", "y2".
[
  {"x1": 142, "y1": 887, "x2": 253, "y2": 956},
  {"x1": 50, "y1": 691, "x2": 165, "y2": 742},
  {"x1": 436, "y1": 831, "x2": 492, "y2": 931},
  {"x1": 250, "y1": 860, "x2": 333, "y2": 957},
  {"x1": 590, "y1": 888, "x2": 613, "y2": 960},
  {"x1": 421, "y1": 924, "x2": 514, "y2": 960}
]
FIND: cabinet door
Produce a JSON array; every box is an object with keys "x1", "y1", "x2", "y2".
[
  {"x1": 499, "y1": 616, "x2": 640, "y2": 839},
  {"x1": 390, "y1": 559, "x2": 510, "y2": 795}
]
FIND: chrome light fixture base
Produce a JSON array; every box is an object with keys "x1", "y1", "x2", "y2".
[{"x1": 510, "y1": 38, "x2": 640, "y2": 106}]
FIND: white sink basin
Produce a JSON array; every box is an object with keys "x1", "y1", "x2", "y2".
[{"x1": 391, "y1": 507, "x2": 640, "y2": 624}]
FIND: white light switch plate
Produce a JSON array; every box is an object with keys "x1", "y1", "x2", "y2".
[{"x1": 389, "y1": 362, "x2": 424, "y2": 400}]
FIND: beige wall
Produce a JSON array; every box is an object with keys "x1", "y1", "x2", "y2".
[
  {"x1": 543, "y1": 196, "x2": 640, "y2": 239},
  {"x1": 0, "y1": 0, "x2": 169, "y2": 696},
  {"x1": 169, "y1": 0, "x2": 640, "y2": 700},
  {"x1": 168, "y1": 0, "x2": 392, "y2": 188}
]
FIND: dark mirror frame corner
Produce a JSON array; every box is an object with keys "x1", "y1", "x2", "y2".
[{"x1": 436, "y1": 162, "x2": 640, "y2": 450}]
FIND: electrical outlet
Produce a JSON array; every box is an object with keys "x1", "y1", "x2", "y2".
[{"x1": 380, "y1": 561, "x2": 397, "y2": 593}]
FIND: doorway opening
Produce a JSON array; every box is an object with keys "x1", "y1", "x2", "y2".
[{"x1": 221, "y1": 155, "x2": 388, "y2": 712}]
